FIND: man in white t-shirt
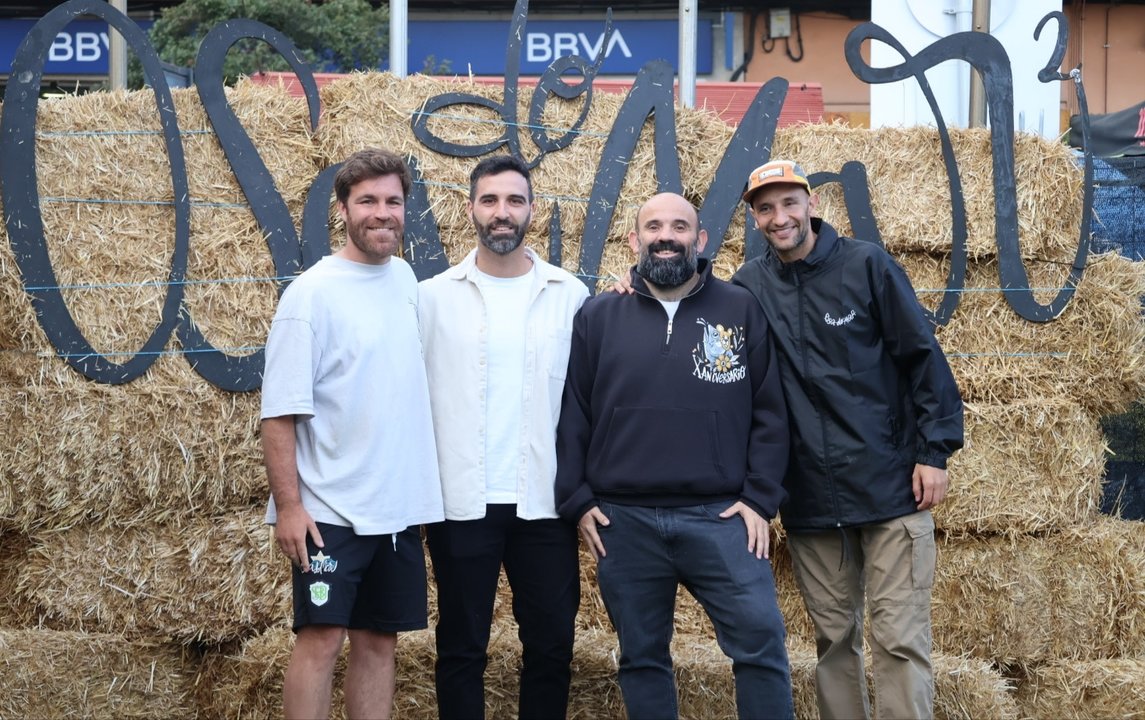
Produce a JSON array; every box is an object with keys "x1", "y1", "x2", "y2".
[
  {"x1": 418, "y1": 155, "x2": 588, "y2": 719},
  {"x1": 261, "y1": 147, "x2": 444, "y2": 720}
]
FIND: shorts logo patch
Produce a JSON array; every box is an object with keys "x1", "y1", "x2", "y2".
[
  {"x1": 309, "y1": 581, "x2": 330, "y2": 607},
  {"x1": 308, "y1": 550, "x2": 338, "y2": 574}
]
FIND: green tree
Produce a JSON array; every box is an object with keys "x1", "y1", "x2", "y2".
[{"x1": 138, "y1": 0, "x2": 388, "y2": 86}]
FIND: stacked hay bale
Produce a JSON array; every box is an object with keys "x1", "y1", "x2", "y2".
[
  {"x1": 0, "y1": 82, "x2": 313, "y2": 716},
  {"x1": 0, "y1": 71, "x2": 1142, "y2": 718}
]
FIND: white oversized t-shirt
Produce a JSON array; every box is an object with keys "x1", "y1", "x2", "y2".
[{"x1": 261, "y1": 254, "x2": 444, "y2": 535}]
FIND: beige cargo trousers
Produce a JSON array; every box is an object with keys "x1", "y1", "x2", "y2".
[{"x1": 787, "y1": 510, "x2": 937, "y2": 720}]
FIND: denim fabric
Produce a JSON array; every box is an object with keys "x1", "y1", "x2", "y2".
[
  {"x1": 427, "y1": 504, "x2": 580, "y2": 720},
  {"x1": 595, "y1": 502, "x2": 794, "y2": 720}
]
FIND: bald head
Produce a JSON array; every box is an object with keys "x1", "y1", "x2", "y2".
[{"x1": 633, "y1": 192, "x2": 699, "y2": 233}]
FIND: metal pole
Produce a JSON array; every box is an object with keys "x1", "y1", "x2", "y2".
[
  {"x1": 679, "y1": 0, "x2": 697, "y2": 108},
  {"x1": 967, "y1": 0, "x2": 990, "y2": 127},
  {"x1": 390, "y1": 0, "x2": 408, "y2": 77},
  {"x1": 108, "y1": 0, "x2": 127, "y2": 90}
]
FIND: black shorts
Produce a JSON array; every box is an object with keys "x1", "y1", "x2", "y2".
[{"x1": 291, "y1": 523, "x2": 427, "y2": 633}]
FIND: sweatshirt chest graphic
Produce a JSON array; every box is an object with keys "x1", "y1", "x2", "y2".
[{"x1": 691, "y1": 318, "x2": 747, "y2": 384}]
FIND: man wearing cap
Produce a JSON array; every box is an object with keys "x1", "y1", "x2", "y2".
[
  {"x1": 557, "y1": 192, "x2": 794, "y2": 720},
  {"x1": 733, "y1": 160, "x2": 964, "y2": 720}
]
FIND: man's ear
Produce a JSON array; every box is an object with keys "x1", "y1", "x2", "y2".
[{"x1": 696, "y1": 228, "x2": 709, "y2": 254}]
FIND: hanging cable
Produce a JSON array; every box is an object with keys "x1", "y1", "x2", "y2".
[
  {"x1": 729, "y1": 11, "x2": 758, "y2": 82},
  {"x1": 786, "y1": 12, "x2": 804, "y2": 62}
]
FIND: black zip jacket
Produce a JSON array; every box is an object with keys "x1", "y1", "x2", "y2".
[
  {"x1": 732, "y1": 219, "x2": 964, "y2": 531},
  {"x1": 555, "y1": 259, "x2": 789, "y2": 523}
]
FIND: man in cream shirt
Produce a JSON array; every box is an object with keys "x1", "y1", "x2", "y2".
[{"x1": 418, "y1": 154, "x2": 588, "y2": 719}]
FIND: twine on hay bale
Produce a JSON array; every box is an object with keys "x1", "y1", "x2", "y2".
[
  {"x1": 1012, "y1": 657, "x2": 1145, "y2": 720},
  {"x1": 0, "y1": 629, "x2": 198, "y2": 719},
  {"x1": 17, "y1": 508, "x2": 287, "y2": 644},
  {"x1": 0, "y1": 83, "x2": 316, "y2": 359},
  {"x1": 899, "y1": 251, "x2": 1145, "y2": 415},
  {"x1": 931, "y1": 517, "x2": 1145, "y2": 664},
  {"x1": 938, "y1": 399, "x2": 1106, "y2": 536}
]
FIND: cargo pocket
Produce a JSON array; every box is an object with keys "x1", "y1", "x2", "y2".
[{"x1": 902, "y1": 511, "x2": 936, "y2": 590}]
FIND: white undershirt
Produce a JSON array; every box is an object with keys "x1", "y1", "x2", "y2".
[
  {"x1": 477, "y1": 267, "x2": 534, "y2": 504},
  {"x1": 658, "y1": 299, "x2": 681, "y2": 321}
]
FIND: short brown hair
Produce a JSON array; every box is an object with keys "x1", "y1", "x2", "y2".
[{"x1": 334, "y1": 148, "x2": 413, "y2": 203}]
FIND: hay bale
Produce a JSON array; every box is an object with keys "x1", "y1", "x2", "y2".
[
  {"x1": 18, "y1": 508, "x2": 287, "y2": 644},
  {"x1": 900, "y1": 251, "x2": 1145, "y2": 415},
  {"x1": 776, "y1": 124, "x2": 1084, "y2": 261},
  {"x1": 0, "y1": 629, "x2": 198, "y2": 719},
  {"x1": 1013, "y1": 658, "x2": 1145, "y2": 720},
  {"x1": 314, "y1": 72, "x2": 715, "y2": 278},
  {"x1": 939, "y1": 399, "x2": 1106, "y2": 536},
  {"x1": 0, "y1": 531, "x2": 38, "y2": 628},
  {"x1": 932, "y1": 517, "x2": 1145, "y2": 663},
  {"x1": 0, "y1": 82, "x2": 316, "y2": 362},
  {"x1": 0, "y1": 359, "x2": 264, "y2": 533},
  {"x1": 201, "y1": 623, "x2": 1014, "y2": 719}
]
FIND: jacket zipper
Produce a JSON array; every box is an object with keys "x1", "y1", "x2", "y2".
[
  {"x1": 795, "y1": 268, "x2": 842, "y2": 527},
  {"x1": 664, "y1": 318, "x2": 673, "y2": 348}
]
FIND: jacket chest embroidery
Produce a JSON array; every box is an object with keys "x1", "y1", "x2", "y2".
[
  {"x1": 692, "y1": 318, "x2": 747, "y2": 384},
  {"x1": 824, "y1": 309, "x2": 857, "y2": 327}
]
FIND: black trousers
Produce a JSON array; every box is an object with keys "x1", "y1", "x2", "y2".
[{"x1": 426, "y1": 504, "x2": 580, "y2": 720}]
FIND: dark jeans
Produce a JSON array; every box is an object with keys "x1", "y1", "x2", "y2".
[
  {"x1": 426, "y1": 504, "x2": 580, "y2": 720},
  {"x1": 595, "y1": 501, "x2": 794, "y2": 720}
]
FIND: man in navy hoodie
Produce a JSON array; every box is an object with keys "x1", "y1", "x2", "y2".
[{"x1": 555, "y1": 192, "x2": 794, "y2": 720}]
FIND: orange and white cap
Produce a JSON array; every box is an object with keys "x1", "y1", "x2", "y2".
[{"x1": 742, "y1": 160, "x2": 811, "y2": 203}]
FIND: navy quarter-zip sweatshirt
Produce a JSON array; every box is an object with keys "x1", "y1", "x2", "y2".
[{"x1": 555, "y1": 260, "x2": 790, "y2": 523}]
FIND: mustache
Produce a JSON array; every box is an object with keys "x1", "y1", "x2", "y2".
[{"x1": 647, "y1": 240, "x2": 686, "y2": 254}]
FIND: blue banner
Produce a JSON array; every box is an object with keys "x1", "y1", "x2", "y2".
[
  {"x1": 1, "y1": 17, "x2": 709, "y2": 77},
  {"x1": 407, "y1": 19, "x2": 713, "y2": 75},
  {"x1": 1, "y1": 18, "x2": 153, "y2": 75}
]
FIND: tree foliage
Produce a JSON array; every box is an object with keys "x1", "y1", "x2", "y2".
[{"x1": 144, "y1": 0, "x2": 389, "y2": 85}]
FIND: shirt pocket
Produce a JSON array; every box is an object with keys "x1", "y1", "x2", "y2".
[
  {"x1": 546, "y1": 328, "x2": 574, "y2": 423},
  {"x1": 547, "y1": 328, "x2": 573, "y2": 380}
]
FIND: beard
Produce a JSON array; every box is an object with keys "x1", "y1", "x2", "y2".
[
  {"x1": 346, "y1": 218, "x2": 401, "y2": 262},
  {"x1": 475, "y1": 216, "x2": 528, "y2": 255},
  {"x1": 636, "y1": 240, "x2": 698, "y2": 288}
]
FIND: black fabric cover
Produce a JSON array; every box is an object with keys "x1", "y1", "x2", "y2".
[{"x1": 1070, "y1": 100, "x2": 1145, "y2": 157}]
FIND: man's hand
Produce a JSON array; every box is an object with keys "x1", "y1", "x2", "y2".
[
  {"x1": 913, "y1": 463, "x2": 948, "y2": 510},
  {"x1": 274, "y1": 502, "x2": 324, "y2": 571},
  {"x1": 578, "y1": 506, "x2": 610, "y2": 560},
  {"x1": 610, "y1": 273, "x2": 635, "y2": 294},
  {"x1": 720, "y1": 501, "x2": 771, "y2": 559}
]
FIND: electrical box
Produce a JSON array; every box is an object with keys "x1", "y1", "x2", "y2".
[{"x1": 769, "y1": 8, "x2": 792, "y2": 39}]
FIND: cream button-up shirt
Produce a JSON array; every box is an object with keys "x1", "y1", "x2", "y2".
[{"x1": 418, "y1": 247, "x2": 589, "y2": 520}]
